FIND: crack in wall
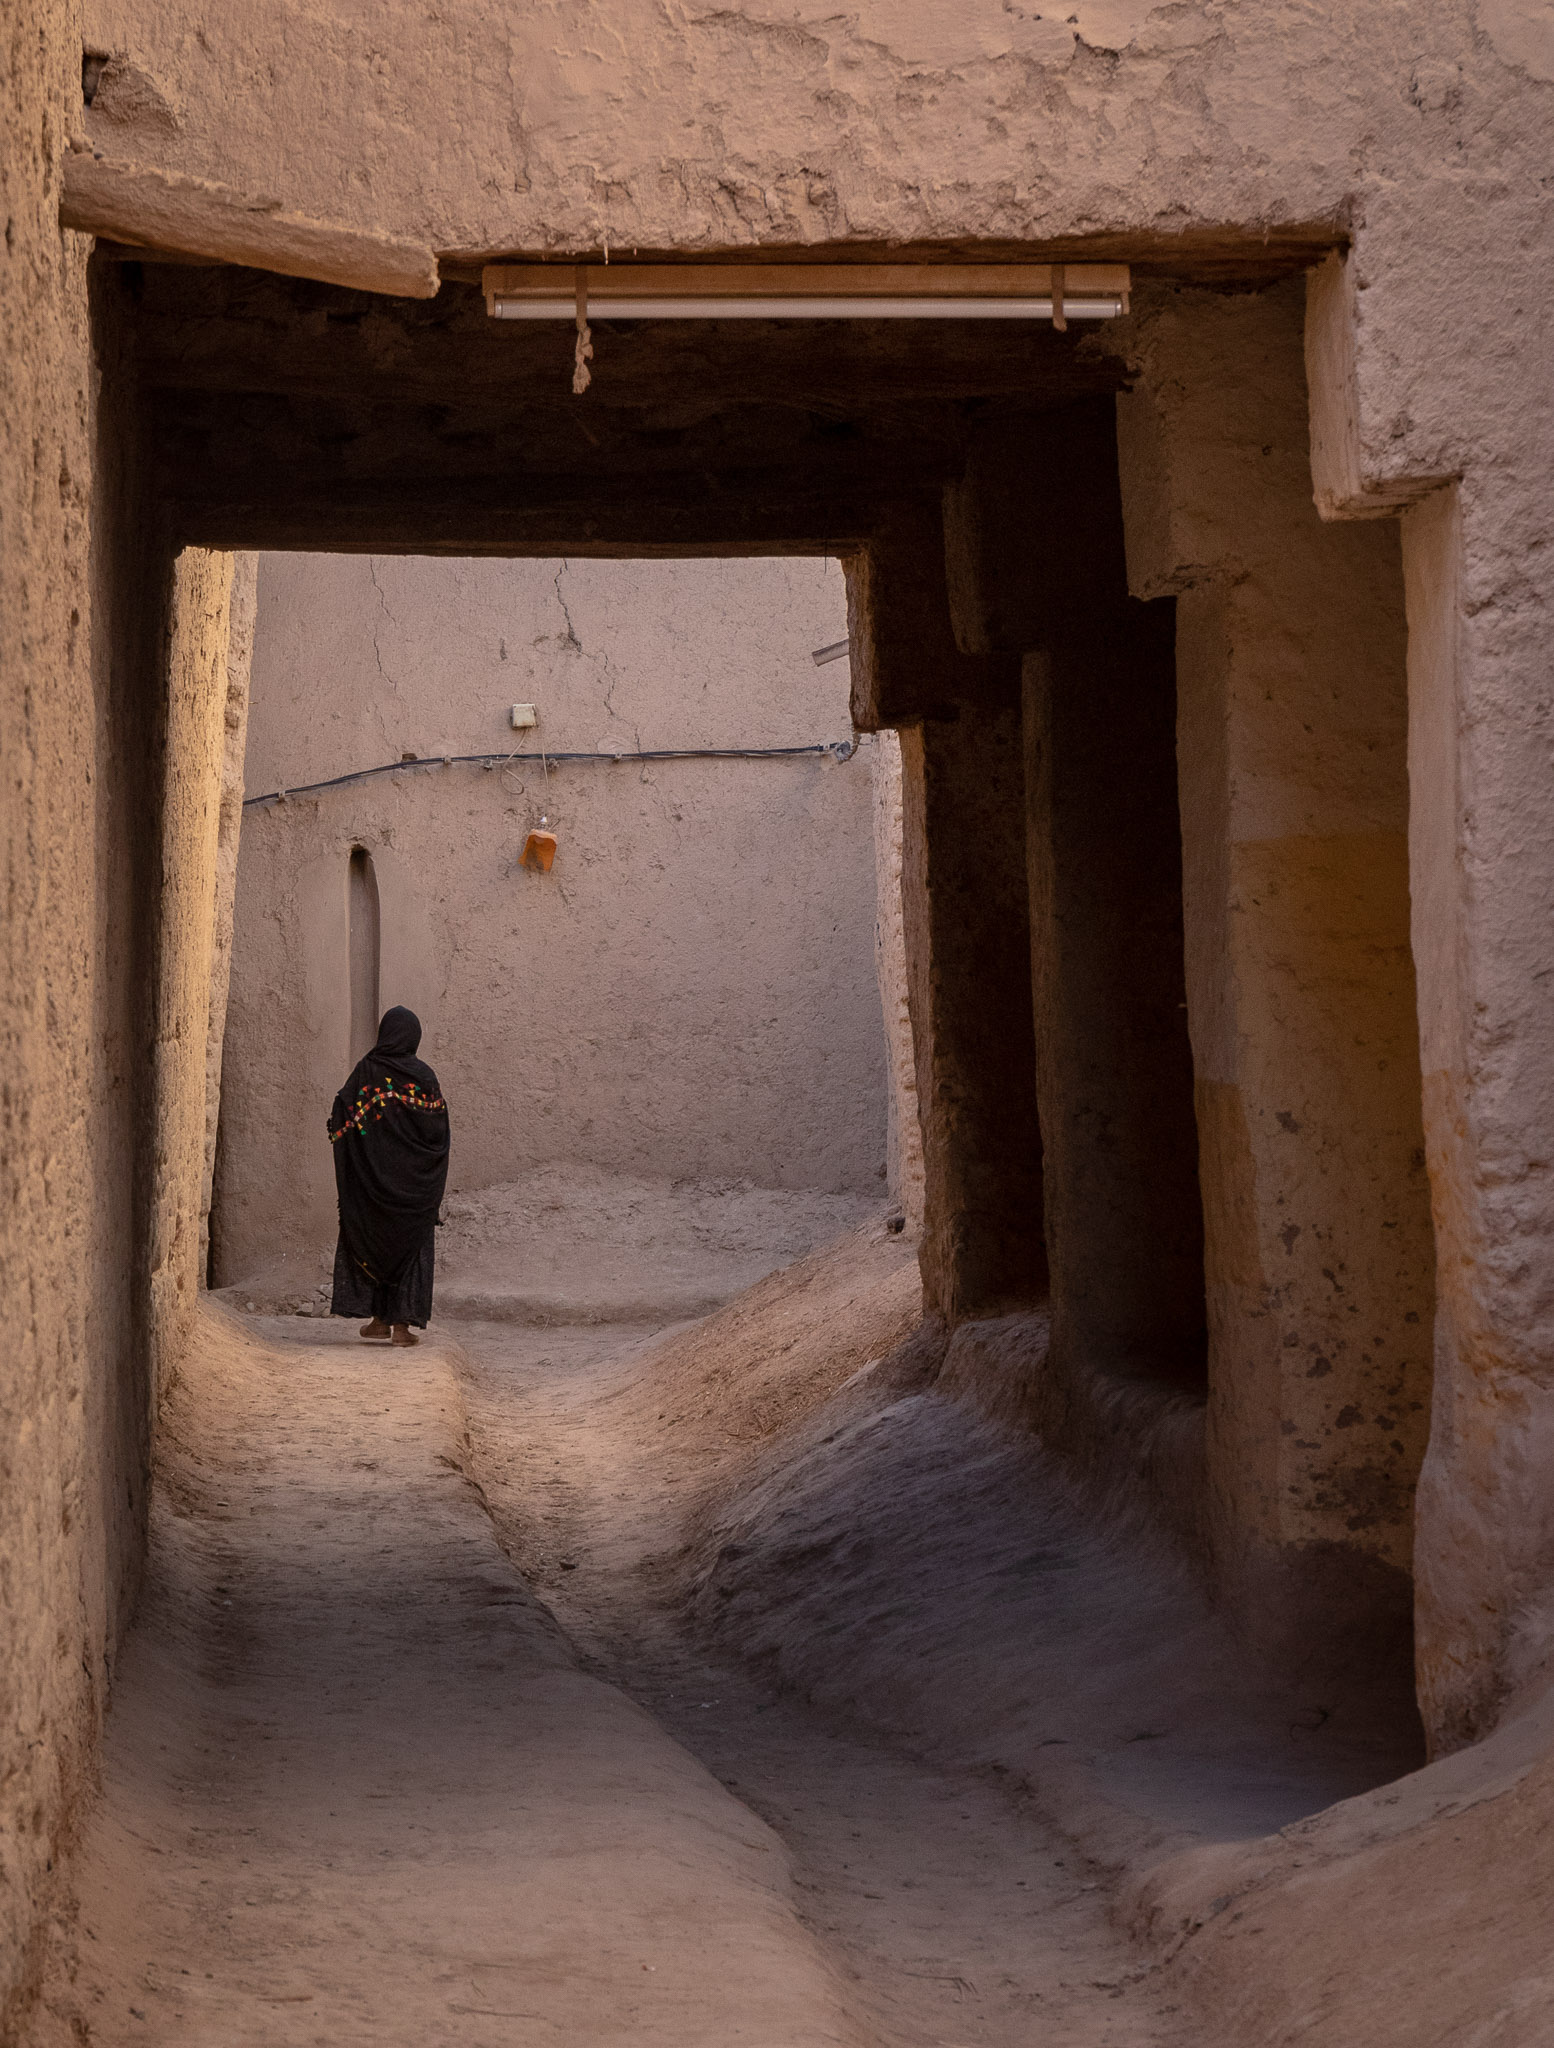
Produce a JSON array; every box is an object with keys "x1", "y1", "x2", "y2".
[
  {"x1": 552, "y1": 561, "x2": 583, "y2": 654},
  {"x1": 554, "y1": 560, "x2": 643, "y2": 751}
]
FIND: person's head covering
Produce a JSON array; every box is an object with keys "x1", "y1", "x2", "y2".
[
  {"x1": 328, "y1": 1006, "x2": 449, "y2": 1286},
  {"x1": 372, "y1": 1005, "x2": 424, "y2": 1076}
]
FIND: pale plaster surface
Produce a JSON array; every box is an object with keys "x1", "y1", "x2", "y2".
[
  {"x1": 869, "y1": 729, "x2": 924, "y2": 1231},
  {"x1": 216, "y1": 554, "x2": 886, "y2": 1282},
  {"x1": 1118, "y1": 279, "x2": 1435, "y2": 1629},
  {"x1": 198, "y1": 554, "x2": 255, "y2": 1285},
  {"x1": 151, "y1": 550, "x2": 240, "y2": 1387},
  {"x1": 25, "y1": 1304, "x2": 869, "y2": 2047}
]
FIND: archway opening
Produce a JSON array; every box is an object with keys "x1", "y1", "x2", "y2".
[{"x1": 347, "y1": 845, "x2": 381, "y2": 1065}]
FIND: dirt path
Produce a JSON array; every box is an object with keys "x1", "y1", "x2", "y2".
[
  {"x1": 454, "y1": 1317, "x2": 1188, "y2": 2048},
  {"x1": 32, "y1": 1281, "x2": 1191, "y2": 2047},
  {"x1": 28, "y1": 1310, "x2": 874, "y2": 2047},
  {"x1": 31, "y1": 1222, "x2": 1537, "y2": 2048}
]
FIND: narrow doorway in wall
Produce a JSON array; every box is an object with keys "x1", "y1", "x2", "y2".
[
  {"x1": 209, "y1": 554, "x2": 907, "y2": 1323},
  {"x1": 348, "y1": 846, "x2": 381, "y2": 1065}
]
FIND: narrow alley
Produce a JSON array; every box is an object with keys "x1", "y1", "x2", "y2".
[
  {"x1": 30, "y1": 1277, "x2": 1176, "y2": 2048},
  {"x1": 32, "y1": 1201, "x2": 1436, "y2": 2045}
]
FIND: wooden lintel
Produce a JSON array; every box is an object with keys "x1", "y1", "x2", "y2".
[{"x1": 61, "y1": 154, "x2": 440, "y2": 300}]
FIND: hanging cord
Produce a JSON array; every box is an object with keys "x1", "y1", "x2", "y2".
[
  {"x1": 572, "y1": 263, "x2": 593, "y2": 395},
  {"x1": 243, "y1": 739, "x2": 858, "y2": 810}
]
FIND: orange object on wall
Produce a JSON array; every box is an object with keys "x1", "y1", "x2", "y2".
[{"x1": 520, "y1": 829, "x2": 558, "y2": 873}]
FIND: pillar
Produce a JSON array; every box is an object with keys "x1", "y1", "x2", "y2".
[
  {"x1": 870, "y1": 729, "x2": 925, "y2": 1233},
  {"x1": 152, "y1": 549, "x2": 242, "y2": 1381},
  {"x1": 847, "y1": 512, "x2": 1046, "y2": 1323},
  {"x1": 944, "y1": 399, "x2": 1206, "y2": 1388},
  {"x1": 1118, "y1": 279, "x2": 1435, "y2": 1672},
  {"x1": 1307, "y1": 241, "x2": 1554, "y2": 1751},
  {"x1": 200, "y1": 551, "x2": 256, "y2": 1285}
]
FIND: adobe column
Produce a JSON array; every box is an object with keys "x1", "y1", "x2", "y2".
[
  {"x1": 944, "y1": 398, "x2": 1206, "y2": 1393},
  {"x1": 1306, "y1": 242, "x2": 1554, "y2": 1750},
  {"x1": 846, "y1": 509, "x2": 1046, "y2": 1325},
  {"x1": 1117, "y1": 279, "x2": 1435, "y2": 1677}
]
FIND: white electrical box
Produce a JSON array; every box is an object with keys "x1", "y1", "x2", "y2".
[{"x1": 510, "y1": 703, "x2": 538, "y2": 730}]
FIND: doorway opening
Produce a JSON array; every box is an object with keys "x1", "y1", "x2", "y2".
[
  {"x1": 347, "y1": 846, "x2": 381, "y2": 1065},
  {"x1": 209, "y1": 552, "x2": 898, "y2": 1326}
]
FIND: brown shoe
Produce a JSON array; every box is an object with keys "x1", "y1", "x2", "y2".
[
  {"x1": 390, "y1": 1325, "x2": 419, "y2": 1347},
  {"x1": 360, "y1": 1318, "x2": 391, "y2": 1340}
]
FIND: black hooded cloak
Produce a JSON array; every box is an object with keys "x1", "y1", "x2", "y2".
[{"x1": 328, "y1": 1007, "x2": 450, "y2": 1328}]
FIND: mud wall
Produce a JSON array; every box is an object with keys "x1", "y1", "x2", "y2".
[
  {"x1": 1, "y1": 18, "x2": 247, "y2": 1982},
  {"x1": 0, "y1": 14, "x2": 99, "y2": 2018},
  {"x1": 0, "y1": 13, "x2": 221, "y2": 2019},
  {"x1": 67, "y1": 1, "x2": 1549, "y2": 281},
  {"x1": 215, "y1": 554, "x2": 886, "y2": 1284}
]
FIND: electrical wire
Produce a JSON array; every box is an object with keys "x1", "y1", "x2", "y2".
[{"x1": 242, "y1": 739, "x2": 859, "y2": 809}]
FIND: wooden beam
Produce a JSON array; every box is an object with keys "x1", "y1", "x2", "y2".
[{"x1": 61, "y1": 153, "x2": 440, "y2": 299}]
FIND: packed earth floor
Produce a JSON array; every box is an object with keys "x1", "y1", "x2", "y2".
[{"x1": 29, "y1": 1209, "x2": 1426, "y2": 2047}]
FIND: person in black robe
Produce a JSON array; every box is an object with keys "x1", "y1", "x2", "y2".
[{"x1": 328, "y1": 1006, "x2": 450, "y2": 1344}]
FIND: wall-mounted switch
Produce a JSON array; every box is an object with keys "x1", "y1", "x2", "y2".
[{"x1": 510, "y1": 703, "x2": 538, "y2": 729}]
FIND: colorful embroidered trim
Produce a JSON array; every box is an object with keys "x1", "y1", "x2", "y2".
[{"x1": 330, "y1": 1078, "x2": 447, "y2": 1141}]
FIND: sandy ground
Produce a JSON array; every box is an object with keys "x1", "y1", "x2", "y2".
[
  {"x1": 454, "y1": 1306, "x2": 1190, "y2": 2048},
  {"x1": 216, "y1": 1165, "x2": 883, "y2": 1324},
  {"x1": 25, "y1": 1310, "x2": 870, "y2": 2047},
  {"x1": 451, "y1": 1219, "x2": 1554, "y2": 2048},
  {"x1": 30, "y1": 1210, "x2": 1191, "y2": 2048},
  {"x1": 37, "y1": 1204, "x2": 1532, "y2": 2046},
  {"x1": 458, "y1": 1220, "x2": 1420, "y2": 1854}
]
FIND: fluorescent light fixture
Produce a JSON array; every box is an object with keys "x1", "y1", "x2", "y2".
[
  {"x1": 493, "y1": 296, "x2": 1127, "y2": 321},
  {"x1": 483, "y1": 262, "x2": 1130, "y2": 325}
]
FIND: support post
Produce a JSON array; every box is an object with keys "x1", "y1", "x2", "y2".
[
  {"x1": 847, "y1": 519, "x2": 1046, "y2": 1324},
  {"x1": 1118, "y1": 280, "x2": 1434, "y2": 1676},
  {"x1": 945, "y1": 399, "x2": 1206, "y2": 1387}
]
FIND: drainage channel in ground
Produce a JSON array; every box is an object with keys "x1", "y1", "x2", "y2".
[{"x1": 452, "y1": 1315, "x2": 1188, "y2": 2048}]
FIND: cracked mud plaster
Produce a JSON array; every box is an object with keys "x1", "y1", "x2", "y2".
[{"x1": 71, "y1": 0, "x2": 1508, "y2": 278}]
